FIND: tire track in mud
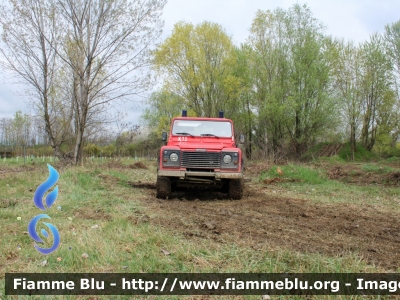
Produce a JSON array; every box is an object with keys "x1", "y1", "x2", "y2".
[{"x1": 141, "y1": 187, "x2": 400, "y2": 271}]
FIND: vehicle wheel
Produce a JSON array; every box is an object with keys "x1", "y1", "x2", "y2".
[
  {"x1": 171, "y1": 182, "x2": 177, "y2": 193},
  {"x1": 221, "y1": 180, "x2": 229, "y2": 193},
  {"x1": 156, "y1": 177, "x2": 171, "y2": 199},
  {"x1": 227, "y1": 178, "x2": 243, "y2": 200}
]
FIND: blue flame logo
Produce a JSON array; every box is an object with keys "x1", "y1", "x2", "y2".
[
  {"x1": 33, "y1": 164, "x2": 59, "y2": 210},
  {"x1": 28, "y1": 164, "x2": 60, "y2": 255}
]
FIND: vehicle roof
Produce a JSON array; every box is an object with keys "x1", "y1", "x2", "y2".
[{"x1": 172, "y1": 117, "x2": 233, "y2": 122}]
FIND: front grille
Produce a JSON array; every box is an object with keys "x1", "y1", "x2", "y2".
[{"x1": 181, "y1": 151, "x2": 221, "y2": 169}]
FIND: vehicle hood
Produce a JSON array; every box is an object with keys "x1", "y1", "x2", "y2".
[{"x1": 167, "y1": 136, "x2": 236, "y2": 150}]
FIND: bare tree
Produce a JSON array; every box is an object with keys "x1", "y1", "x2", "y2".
[
  {"x1": 1, "y1": 0, "x2": 166, "y2": 165},
  {"x1": 0, "y1": 0, "x2": 74, "y2": 161},
  {"x1": 56, "y1": 0, "x2": 166, "y2": 165},
  {"x1": 0, "y1": 118, "x2": 8, "y2": 144}
]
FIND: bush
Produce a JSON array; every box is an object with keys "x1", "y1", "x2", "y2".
[
  {"x1": 84, "y1": 143, "x2": 101, "y2": 156},
  {"x1": 101, "y1": 144, "x2": 116, "y2": 157}
]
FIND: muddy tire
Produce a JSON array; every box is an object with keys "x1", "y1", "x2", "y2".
[
  {"x1": 156, "y1": 176, "x2": 171, "y2": 199},
  {"x1": 227, "y1": 178, "x2": 243, "y2": 200}
]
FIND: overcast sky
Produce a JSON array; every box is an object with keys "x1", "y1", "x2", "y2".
[{"x1": 1, "y1": 0, "x2": 400, "y2": 122}]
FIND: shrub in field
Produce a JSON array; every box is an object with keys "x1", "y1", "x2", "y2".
[
  {"x1": 101, "y1": 144, "x2": 116, "y2": 157},
  {"x1": 84, "y1": 143, "x2": 101, "y2": 157}
]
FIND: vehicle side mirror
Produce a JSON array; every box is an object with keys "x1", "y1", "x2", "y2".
[
  {"x1": 239, "y1": 134, "x2": 245, "y2": 144},
  {"x1": 161, "y1": 132, "x2": 167, "y2": 142}
]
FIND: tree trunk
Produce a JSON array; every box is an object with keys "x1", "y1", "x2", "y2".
[
  {"x1": 295, "y1": 111, "x2": 302, "y2": 158},
  {"x1": 74, "y1": 126, "x2": 84, "y2": 165},
  {"x1": 350, "y1": 121, "x2": 356, "y2": 161},
  {"x1": 246, "y1": 97, "x2": 252, "y2": 160}
]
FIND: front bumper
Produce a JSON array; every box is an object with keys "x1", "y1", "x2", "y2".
[{"x1": 157, "y1": 170, "x2": 243, "y2": 179}]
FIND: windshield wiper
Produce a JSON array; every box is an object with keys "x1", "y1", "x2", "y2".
[
  {"x1": 201, "y1": 133, "x2": 219, "y2": 138},
  {"x1": 175, "y1": 132, "x2": 194, "y2": 137}
]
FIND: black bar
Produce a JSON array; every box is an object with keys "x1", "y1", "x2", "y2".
[{"x1": 6, "y1": 273, "x2": 400, "y2": 295}]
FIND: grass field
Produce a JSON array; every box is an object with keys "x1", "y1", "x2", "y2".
[{"x1": 1, "y1": 156, "x2": 400, "y2": 299}]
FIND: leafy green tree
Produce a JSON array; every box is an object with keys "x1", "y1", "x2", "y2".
[
  {"x1": 385, "y1": 20, "x2": 400, "y2": 83},
  {"x1": 384, "y1": 20, "x2": 400, "y2": 147},
  {"x1": 330, "y1": 40, "x2": 364, "y2": 160},
  {"x1": 153, "y1": 21, "x2": 240, "y2": 118},
  {"x1": 284, "y1": 4, "x2": 336, "y2": 157},
  {"x1": 248, "y1": 4, "x2": 336, "y2": 159},
  {"x1": 359, "y1": 34, "x2": 394, "y2": 151},
  {"x1": 141, "y1": 90, "x2": 192, "y2": 135},
  {"x1": 331, "y1": 33, "x2": 397, "y2": 157},
  {"x1": 228, "y1": 45, "x2": 256, "y2": 159},
  {"x1": 248, "y1": 8, "x2": 290, "y2": 159},
  {"x1": 373, "y1": 89, "x2": 398, "y2": 155}
]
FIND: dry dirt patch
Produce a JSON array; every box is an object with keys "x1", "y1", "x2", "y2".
[
  {"x1": 0, "y1": 166, "x2": 36, "y2": 178},
  {"x1": 328, "y1": 165, "x2": 400, "y2": 186},
  {"x1": 74, "y1": 207, "x2": 112, "y2": 221},
  {"x1": 128, "y1": 162, "x2": 148, "y2": 169},
  {"x1": 105, "y1": 161, "x2": 148, "y2": 170}
]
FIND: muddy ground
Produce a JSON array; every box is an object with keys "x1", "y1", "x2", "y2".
[
  {"x1": 132, "y1": 174, "x2": 400, "y2": 271},
  {"x1": 4, "y1": 161, "x2": 399, "y2": 271}
]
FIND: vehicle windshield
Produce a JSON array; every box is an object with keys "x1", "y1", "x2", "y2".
[{"x1": 172, "y1": 120, "x2": 232, "y2": 137}]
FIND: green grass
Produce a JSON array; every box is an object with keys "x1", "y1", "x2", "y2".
[
  {"x1": 362, "y1": 163, "x2": 394, "y2": 174},
  {"x1": 274, "y1": 180, "x2": 400, "y2": 208},
  {"x1": 338, "y1": 143, "x2": 378, "y2": 162},
  {"x1": 260, "y1": 164, "x2": 328, "y2": 184},
  {"x1": 257, "y1": 161, "x2": 400, "y2": 208},
  {"x1": 314, "y1": 155, "x2": 346, "y2": 164},
  {"x1": 385, "y1": 156, "x2": 400, "y2": 163},
  {"x1": 300, "y1": 141, "x2": 398, "y2": 167},
  {"x1": 0, "y1": 158, "x2": 398, "y2": 299},
  {"x1": 303, "y1": 142, "x2": 378, "y2": 163}
]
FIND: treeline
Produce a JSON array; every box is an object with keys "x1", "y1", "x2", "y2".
[
  {"x1": 0, "y1": 112, "x2": 46, "y2": 147},
  {"x1": 0, "y1": 111, "x2": 118, "y2": 150},
  {"x1": 0, "y1": 111, "x2": 155, "y2": 158},
  {"x1": 142, "y1": 4, "x2": 400, "y2": 160}
]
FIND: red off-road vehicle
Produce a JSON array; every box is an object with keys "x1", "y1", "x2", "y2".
[{"x1": 156, "y1": 110, "x2": 244, "y2": 199}]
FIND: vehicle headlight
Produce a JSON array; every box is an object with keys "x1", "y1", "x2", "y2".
[
  {"x1": 223, "y1": 154, "x2": 232, "y2": 164},
  {"x1": 170, "y1": 153, "x2": 178, "y2": 162}
]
